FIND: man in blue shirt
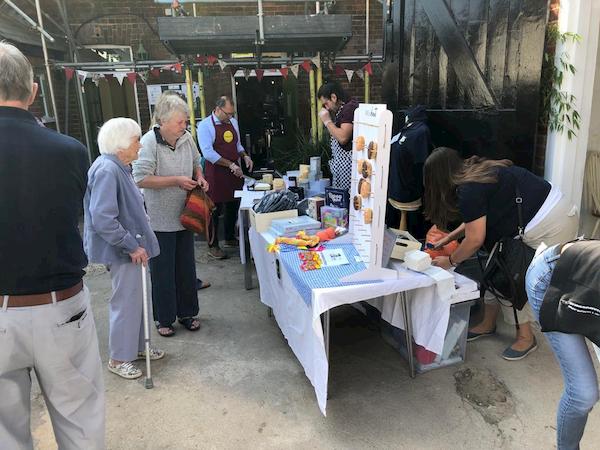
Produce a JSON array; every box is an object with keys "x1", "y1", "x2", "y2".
[{"x1": 197, "y1": 96, "x2": 253, "y2": 259}]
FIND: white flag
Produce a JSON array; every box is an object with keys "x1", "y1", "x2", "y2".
[
  {"x1": 76, "y1": 70, "x2": 88, "y2": 83},
  {"x1": 344, "y1": 69, "x2": 354, "y2": 83},
  {"x1": 91, "y1": 73, "x2": 103, "y2": 86},
  {"x1": 290, "y1": 64, "x2": 299, "y2": 78},
  {"x1": 311, "y1": 56, "x2": 321, "y2": 69},
  {"x1": 218, "y1": 59, "x2": 228, "y2": 70},
  {"x1": 243, "y1": 68, "x2": 251, "y2": 80},
  {"x1": 355, "y1": 68, "x2": 364, "y2": 80},
  {"x1": 114, "y1": 72, "x2": 127, "y2": 85}
]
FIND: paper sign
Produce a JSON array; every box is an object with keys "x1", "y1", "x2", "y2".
[{"x1": 321, "y1": 249, "x2": 350, "y2": 267}]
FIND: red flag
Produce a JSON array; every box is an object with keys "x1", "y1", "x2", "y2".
[
  {"x1": 173, "y1": 63, "x2": 182, "y2": 74},
  {"x1": 255, "y1": 68, "x2": 264, "y2": 81},
  {"x1": 64, "y1": 67, "x2": 75, "y2": 81},
  {"x1": 363, "y1": 62, "x2": 373, "y2": 76},
  {"x1": 334, "y1": 64, "x2": 345, "y2": 76},
  {"x1": 126, "y1": 72, "x2": 137, "y2": 85},
  {"x1": 151, "y1": 68, "x2": 160, "y2": 78},
  {"x1": 301, "y1": 59, "x2": 312, "y2": 73},
  {"x1": 104, "y1": 73, "x2": 114, "y2": 80},
  {"x1": 195, "y1": 55, "x2": 206, "y2": 64},
  {"x1": 207, "y1": 55, "x2": 218, "y2": 66},
  {"x1": 279, "y1": 67, "x2": 289, "y2": 79}
]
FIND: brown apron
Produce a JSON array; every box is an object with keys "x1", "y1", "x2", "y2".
[{"x1": 205, "y1": 115, "x2": 244, "y2": 203}]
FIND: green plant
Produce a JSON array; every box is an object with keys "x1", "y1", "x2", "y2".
[
  {"x1": 271, "y1": 128, "x2": 331, "y2": 176},
  {"x1": 540, "y1": 24, "x2": 582, "y2": 140}
]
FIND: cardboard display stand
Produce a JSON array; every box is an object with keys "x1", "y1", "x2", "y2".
[{"x1": 341, "y1": 104, "x2": 397, "y2": 281}]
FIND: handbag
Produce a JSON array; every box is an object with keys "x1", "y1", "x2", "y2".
[
  {"x1": 180, "y1": 186, "x2": 215, "y2": 238},
  {"x1": 479, "y1": 185, "x2": 535, "y2": 312}
]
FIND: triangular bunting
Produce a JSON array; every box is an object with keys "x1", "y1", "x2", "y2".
[
  {"x1": 91, "y1": 72, "x2": 104, "y2": 86},
  {"x1": 104, "y1": 73, "x2": 114, "y2": 80},
  {"x1": 207, "y1": 55, "x2": 218, "y2": 66},
  {"x1": 243, "y1": 68, "x2": 251, "y2": 80},
  {"x1": 279, "y1": 67, "x2": 289, "y2": 79},
  {"x1": 255, "y1": 69, "x2": 265, "y2": 81},
  {"x1": 301, "y1": 59, "x2": 312, "y2": 73},
  {"x1": 334, "y1": 65, "x2": 345, "y2": 77},
  {"x1": 76, "y1": 70, "x2": 88, "y2": 83},
  {"x1": 173, "y1": 63, "x2": 182, "y2": 74},
  {"x1": 344, "y1": 69, "x2": 354, "y2": 83},
  {"x1": 311, "y1": 56, "x2": 321, "y2": 69},
  {"x1": 151, "y1": 68, "x2": 160, "y2": 78},
  {"x1": 218, "y1": 59, "x2": 228, "y2": 70},
  {"x1": 64, "y1": 67, "x2": 75, "y2": 81},
  {"x1": 114, "y1": 72, "x2": 127, "y2": 85},
  {"x1": 355, "y1": 68, "x2": 364, "y2": 80},
  {"x1": 363, "y1": 62, "x2": 373, "y2": 76},
  {"x1": 126, "y1": 72, "x2": 137, "y2": 85},
  {"x1": 290, "y1": 64, "x2": 299, "y2": 78},
  {"x1": 195, "y1": 55, "x2": 206, "y2": 65}
]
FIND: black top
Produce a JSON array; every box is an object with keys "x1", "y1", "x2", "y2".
[
  {"x1": 457, "y1": 165, "x2": 551, "y2": 249},
  {"x1": 388, "y1": 106, "x2": 433, "y2": 202},
  {"x1": 334, "y1": 98, "x2": 359, "y2": 151},
  {"x1": 0, "y1": 107, "x2": 88, "y2": 295}
]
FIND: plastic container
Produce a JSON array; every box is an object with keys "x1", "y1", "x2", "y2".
[{"x1": 380, "y1": 300, "x2": 474, "y2": 373}]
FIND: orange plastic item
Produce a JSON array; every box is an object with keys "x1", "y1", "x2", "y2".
[
  {"x1": 424, "y1": 225, "x2": 459, "y2": 259},
  {"x1": 316, "y1": 227, "x2": 337, "y2": 242}
]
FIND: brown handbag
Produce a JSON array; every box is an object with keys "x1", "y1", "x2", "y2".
[{"x1": 180, "y1": 186, "x2": 216, "y2": 238}]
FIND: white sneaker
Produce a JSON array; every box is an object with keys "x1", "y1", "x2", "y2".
[
  {"x1": 137, "y1": 347, "x2": 165, "y2": 361},
  {"x1": 108, "y1": 361, "x2": 142, "y2": 379}
]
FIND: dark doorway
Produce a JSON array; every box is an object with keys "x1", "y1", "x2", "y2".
[{"x1": 235, "y1": 75, "x2": 287, "y2": 167}]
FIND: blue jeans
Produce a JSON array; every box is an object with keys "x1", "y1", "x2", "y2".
[{"x1": 526, "y1": 245, "x2": 599, "y2": 450}]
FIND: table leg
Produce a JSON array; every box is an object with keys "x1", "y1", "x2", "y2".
[
  {"x1": 400, "y1": 291, "x2": 416, "y2": 378},
  {"x1": 242, "y1": 209, "x2": 253, "y2": 290}
]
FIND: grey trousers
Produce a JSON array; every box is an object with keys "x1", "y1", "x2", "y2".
[
  {"x1": 108, "y1": 261, "x2": 150, "y2": 362},
  {"x1": 0, "y1": 286, "x2": 105, "y2": 450}
]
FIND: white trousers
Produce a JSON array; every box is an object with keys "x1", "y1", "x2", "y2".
[{"x1": 0, "y1": 286, "x2": 105, "y2": 450}]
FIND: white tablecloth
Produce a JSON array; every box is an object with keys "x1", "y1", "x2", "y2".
[{"x1": 249, "y1": 228, "x2": 479, "y2": 415}]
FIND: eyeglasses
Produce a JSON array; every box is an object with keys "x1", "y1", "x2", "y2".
[{"x1": 219, "y1": 107, "x2": 235, "y2": 117}]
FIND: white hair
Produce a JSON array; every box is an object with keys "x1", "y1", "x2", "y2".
[
  {"x1": 97, "y1": 117, "x2": 141, "y2": 155},
  {"x1": 0, "y1": 41, "x2": 34, "y2": 103},
  {"x1": 153, "y1": 93, "x2": 189, "y2": 125}
]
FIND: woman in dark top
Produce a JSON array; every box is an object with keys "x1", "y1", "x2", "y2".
[
  {"x1": 317, "y1": 81, "x2": 359, "y2": 192},
  {"x1": 423, "y1": 147, "x2": 577, "y2": 360}
]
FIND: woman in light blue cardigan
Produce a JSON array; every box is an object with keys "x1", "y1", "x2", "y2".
[{"x1": 84, "y1": 118, "x2": 164, "y2": 380}]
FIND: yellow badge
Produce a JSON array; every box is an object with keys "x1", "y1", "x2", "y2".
[{"x1": 223, "y1": 130, "x2": 234, "y2": 143}]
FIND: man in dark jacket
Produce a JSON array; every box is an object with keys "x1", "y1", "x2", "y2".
[{"x1": 0, "y1": 42, "x2": 104, "y2": 448}]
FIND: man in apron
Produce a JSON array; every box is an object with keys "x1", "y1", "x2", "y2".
[{"x1": 197, "y1": 96, "x2": 253, "y2": 259}]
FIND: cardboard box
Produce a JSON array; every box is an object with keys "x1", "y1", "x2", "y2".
[
  {"x1": 324, "y1": 187, "x2": 350, "y2": 210},
  {"x1": 249, "y1": 208, "x2": 298, "y2": 232},
  {"x1": 307, "y1": 196, "x2": 325, "y2": 221},
  {"x1": 321, "y1": 206, "x2": 348, "y2": 229}
]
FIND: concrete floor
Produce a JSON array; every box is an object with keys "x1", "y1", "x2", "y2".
[{"x1": 30, "y1": 244, "x2": 599, "y2": 449}]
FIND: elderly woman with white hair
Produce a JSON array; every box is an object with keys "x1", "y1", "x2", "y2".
[
  {"x1": 84, "y1": 117, "x2": 164, "y2": 379},
  {"x1": 132, "y1": 93, "x2": 208, "y2": 337}
]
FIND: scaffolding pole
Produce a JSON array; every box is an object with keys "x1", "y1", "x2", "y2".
[
  {"x1": 309, "y1": 67, "x2": 317, "y2": 144},
  {"x1": 316, "y1": 53, "x2": 323, "y2": 142},
  {"x1": 198, "y1": 68, "x2": 207, "y2": 120},
  {"x1": 185, "y1": 65, "x2": 197, "y2": 140}
]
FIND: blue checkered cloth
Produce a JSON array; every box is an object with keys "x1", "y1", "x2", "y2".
[{"x1": 277, "y1": 243, "x2": 378, "y2": 306}]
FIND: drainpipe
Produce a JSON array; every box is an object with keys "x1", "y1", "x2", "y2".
[
  {"x1": 316, "y1": 54, "x2": 323, "y2": 141},
  {"x1": 365, "y1": 0, "x2": 370, "y2": 103},
  {"x1": 34, "y1": 0, "x2": 60, "y2": 132},
  {"x1": 198, "y1": 68, "x2": 207, "y2": 120},
  {"x1": 257, "y1": 0, "x2": 265, "y2": 45},
  {"x1": 185, "y1": 65, "x2": 197, "y2": 140},
  {"x1": 309, "y1": 67, "x2": 317, "y2": 143}
]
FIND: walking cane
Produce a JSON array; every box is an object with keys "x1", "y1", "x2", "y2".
[{"x1": 141, "y1": 263, "x2": 153, "y2": 389}]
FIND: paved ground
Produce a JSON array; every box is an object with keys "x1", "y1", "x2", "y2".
[{"x1": 30, "y1": 244, "x2": 599, "y2": 449}]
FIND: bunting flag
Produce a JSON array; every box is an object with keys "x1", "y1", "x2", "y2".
[
  {"x1": 138, "y1": 70, "x2": 149, "y2": 84},
  {"x1": 151, "y1": 68, "x2": 160, "y2": 78},
  {"x1": 334, "y1": 65, "x2": 345, "y2": 77},
  {"x1": 290, "y1": 64, "x2": 299, "y2": 78},
  {"x1": 218, "y1": 59, "x2": 228, "y2": 70},
  {"x1": 195, "y1": 55, "x2": 206, "y2": 64},
  {"x1": 363, "y1": 62, "x2": 373, "y2": 76},
  {"x1": 255, "y1": 68, "x2": 265, "y2": 81},
  {"x1": 207, "y1": 55, "x2": 218, "y2": 66},
  {"x1": 104, "y1": 73, "x2": 114, "y2": 80},
  {"x1": 91, "y1": 72, "x2": 103, "y2": 86},
  {"x1": 279, "y1": 67, "x2": 289, "y2": 79},
  {"x1": 311, "y1": 56, "x2": 321, "y2": 69},
  {"x1": 173, "y1": 63, "x2": 182, "y2": 74},
  {"x1": 76, "y1": 70, "x2": 88, "y2": 83},
  {"x1": 114, "y1": 72, "x2": 127, "y2": 85},
  {"x1": 344, "y1": 69, "x2": 354, "y2": 83},
  {"x1": 301, "y1": 59, "x2": 312, "y2": 73},
  {"x1": 243, "y1": 68, "x2": 251, "y2": 80},
  {"x1": 355, "y1": 68, "x2": 364, "y2": 80},
  {"x1": 64, "y1": 67, "x2": 75, "y2": 81},
  {"x1": 126, "y1": 72, "x2": 137, "y2": 85}
]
